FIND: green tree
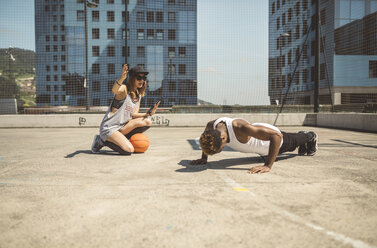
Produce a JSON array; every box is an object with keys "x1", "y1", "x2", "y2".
[{"x1": 0, "y1": 75, "x2": 19, "y2": 99}]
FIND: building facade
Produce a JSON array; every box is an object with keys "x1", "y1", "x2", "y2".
[
  {"x1": 35, "y1": 0, "x2": 197, "y2": 107},
  {"x1": 268, "y1": 0, "x2": 377, "y2": 105}
]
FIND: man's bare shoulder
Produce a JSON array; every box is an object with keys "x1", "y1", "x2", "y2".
[{"x1": 232, "y1": 119, "x2": 250, "y2": 129}]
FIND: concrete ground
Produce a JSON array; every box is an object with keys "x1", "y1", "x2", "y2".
[{"x1": 0, "y1": 126, "x2": 376, "y2": 248}]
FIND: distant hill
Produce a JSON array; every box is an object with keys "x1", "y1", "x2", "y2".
[
  {"x1": 198, "y1": 99, "x2": 214, "y2": 105},
  {"x1": 0, "y1": 48, "x2": 35, "y2": 75}
]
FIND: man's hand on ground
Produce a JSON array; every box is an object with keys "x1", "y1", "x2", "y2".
[
  {"x1": 189, "y1": 158, "x2": 207, "y2": 165},
  {"x1": 248, "y1": 165, "x2": 271, "y2": 174}
]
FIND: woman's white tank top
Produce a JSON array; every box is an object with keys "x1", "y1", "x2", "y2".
[{"x1": 213, "y1": 117, "x2": 283, "y2": 155}]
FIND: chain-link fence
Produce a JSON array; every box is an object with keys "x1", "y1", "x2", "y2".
[{"x1": 1, "y1": 0, "x2": 376, "y2": 115}]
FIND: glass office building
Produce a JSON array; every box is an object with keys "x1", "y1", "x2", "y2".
[
  {"x1": 35, "y1": 0, "x2": 197, "y2": 107},
  {"x1": 268, "y1": 0, "x2": 377, "y2": 105}
]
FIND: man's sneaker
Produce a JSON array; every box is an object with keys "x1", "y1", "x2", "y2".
[
  {"x1": 306, "y1": 132, "x2": 318, "y2": 156},
  {"x1": 91, "y1": 135, "x2": 103, "y2": 154},
  {"x1": 298, "y1": 131, "x2": 307, "y2": 155}
]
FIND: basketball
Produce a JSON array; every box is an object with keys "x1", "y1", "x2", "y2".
[{"x1": 129, "y1": 133, "x2": 150, "y2": 153}]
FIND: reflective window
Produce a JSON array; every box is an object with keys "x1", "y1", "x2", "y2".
[
  {"x1": 93, "y1": 81, "x2": 100, "y2": 92},
  {"x1": 137, "y1": 29, "x2": 144, "y2": 40},
  {"x1": 137, "y1": 46, "x2": 145, "y2": 57},
  {"x1": 156, "y1": 12, "x2": 163, "y2": 22},
  {"x1": 370, "y1": 61, "x2": 377, "y2": 78},
  {"x1": 168, "y1": 12, "x2": 176, "y2": 23},
  {"x1": 92, "y1": 28, "x2": 100, "y2": 39},
  {"x1": 92, "y1": 11, "x2": 99, "y2": 22},
  {"x1": 168, "y1": 47, "x2": 175, "y2": 58},
  {"x1": 168, "y1": 29, "x2": 176, "y2": 40},
  {"x1": 147, "y1": 12, "x2": 154, "y2": 22},
  {"x1": 178, "y1": 47, "x2": 186, "y2": 57},
  {"x1": 340, "y1": 0, "x2": 350, "y2": 19},
  {"x1": 122, "y1": 29, "x2": 129, "y2": 40},
  {"x1": 93, "y1": 64, "x2": 100, "y2": 74},
  {"x1": 178, "y1": 64, "x2": 186, "y2": 74},
  {"x1": 107, "y1": 29, "x2": 115, "y2": 39},
  {"x1": 108, "y1": 64, "x2": 115, "y2": 74},
  {"x1": 371, "y1": 0, "x2": 377, "y2": 12},
  {"x1": 156, "y1": 29, "x2": 163, "y2": 40},
  {"x1": 350, "y1": 0, "x2": 364, "y2": 19},
  {"x1": 147, "y1": 29, "x2": 154, "y2": 40},
  {"x1": 107, "y1": 46, "x2": 115, "y2": 57},
  {"x1": 147, "y1": 46, "x2": 164, "y2": 91},
  {"x1": 178, "y1": 11, "x2": 196, "y2": 44},
  {"x1": 107, "y1": 11, "x2": 114, "y2": 22},
  {"x1": 77, "y1": 10, "x2": 84, "y2": 21},
  {"x1": 137, "y1": 12, "x2": 144, "y2": 22}
]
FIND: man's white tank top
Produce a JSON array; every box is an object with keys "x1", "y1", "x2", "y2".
[{"x1": 213, "y1": 117, "x2": 283, "y2": 155}]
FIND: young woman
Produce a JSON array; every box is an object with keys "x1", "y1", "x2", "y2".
[{"x1": 91, "y1": 64, "x2": 160, "y2": 155}]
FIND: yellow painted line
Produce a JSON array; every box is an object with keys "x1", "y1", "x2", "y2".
[{"x1": 233, "y1": 187, "x2": 249, "y2": 192}]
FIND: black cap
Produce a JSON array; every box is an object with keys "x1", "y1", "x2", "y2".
[{"x1": 129, "y1": 65, "x2": 149, "y2": 76}]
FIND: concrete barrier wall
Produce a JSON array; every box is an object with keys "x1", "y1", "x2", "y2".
[
  {"x1": 0, "y1": 113, "x2": 308, "y2": 128},
  {"x1": 0, "y1": 99, "x2": 17, "y2": 114},
  {"x1": 0, "y1": 113, "x2": 376, "y2": 132},
  {"x1": 316, "y1": 113, "x2": 377, "y2": 132}
]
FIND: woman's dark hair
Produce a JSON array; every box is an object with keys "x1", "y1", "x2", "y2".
[
  {"x1": 126, "y1": 75, "x2": 147, "y2": 99},
  {"x1": 200, "y1": 129, "x2": 222, "y2": 155}
]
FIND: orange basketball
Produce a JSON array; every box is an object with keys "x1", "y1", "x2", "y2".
[{"x1": 129, "y1": 133, "x2": 150, "y2": 153}]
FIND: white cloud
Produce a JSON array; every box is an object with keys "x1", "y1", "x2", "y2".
[
  {"x1": 0, "y1": 29, "x2": 20, "y2": 35},
  {"x1": 198, "y1": 66, "x2": 221, "y2": 74}
]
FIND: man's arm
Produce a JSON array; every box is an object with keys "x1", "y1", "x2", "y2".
[
  {"x1": 236, "y1": 120, "x2": 282, "y2": 173},
  {"x1": 189, "y1": 120, "x2": 216, "y2": 165}
]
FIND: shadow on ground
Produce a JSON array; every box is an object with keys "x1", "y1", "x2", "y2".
[
  {"x1": 176, "y1": 154, "x2": 297, "y2": 173},
  {"x1": 64, "y1": 150, "x2": 128, "y2": 158}
]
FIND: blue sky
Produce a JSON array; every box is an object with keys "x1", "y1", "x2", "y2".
[
  {"x1": 0, "y1": 0, "x2": 35, "y2": 51},
  {"x1": 198, "y1": 0, "x2": 269, "y2": 105},
  {"x1": 0, "y1": 0, "x2": 269, "y2": 105}
]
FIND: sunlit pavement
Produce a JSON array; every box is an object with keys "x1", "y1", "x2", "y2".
[{"x1": 0, "y1": 127, "x2": 376, "y2": 248}]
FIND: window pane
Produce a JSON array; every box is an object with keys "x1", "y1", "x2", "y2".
[
  {"x1": 147, "y1": 11, "x2": 154, "y2": 22},
  {"x1": 147, "y1": 29, "x2": 154, "y2": 39},
  {"x1": 156, "y1": 29, "x2": 163, "y2": 40},
  {"x1": 371, "y1": 0, "x2": 377, "y2": 12},
  {"x1": 137, "y1": 29, "x2": 144, "y2": 39},
  {"x1": 340, "y1": 0, "x2": 350, "y2": 19},
  {"x1": 137, "y1": 12, "x2": 144, "y2": 22},
  {"x1": 77, "y1": 10, "x2": 84, "y2": 21},
  {"x1": 350, "y1": 0, "x2": 364, "y2": 19}
]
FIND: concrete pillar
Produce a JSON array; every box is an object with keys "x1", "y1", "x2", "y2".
[{"x1": 333, "y1": 92, "x2": 341, "y2": 105}]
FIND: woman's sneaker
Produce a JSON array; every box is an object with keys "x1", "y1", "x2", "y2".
[
  {"x1": 91, "y1": 135, "x2": 103, "y2": 153},
  {"x1": 306, "y1": 132, "x2": 318, "y2": 156}
]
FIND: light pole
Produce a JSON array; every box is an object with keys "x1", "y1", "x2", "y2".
[
  {"x1": 167, "y1": 54, "x2": 174, "y2": 107},
  {"x1": 278, "y1": 33, "x2": 290, "y2": 104},
  {"x1": 314, "y1": 0, "x2": 320, "y2": 112},
  {"x1": 124, "y1": 0, "x2": 128, "y2": 66},
  {"x1": 85, "y1": 0, "x2": 98, "y2": 111}
]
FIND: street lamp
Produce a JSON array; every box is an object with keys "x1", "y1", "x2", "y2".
[
  {"x1": 278, "y1": 33, "x2": 290, "y2": 104},
  {"x1": 167, "y1": 52, "x2": 174, "y2": 107},
  {"x1": 85, "y1": 0, "x2": 98, "y2": 111}
]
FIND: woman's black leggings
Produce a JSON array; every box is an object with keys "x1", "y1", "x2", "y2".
[
  {"x1": 279, "y1": 131, "x2": 314, "y2": 154},
  {"x1": 103, "y1": 126, "x2": 151, "y2": 155}
]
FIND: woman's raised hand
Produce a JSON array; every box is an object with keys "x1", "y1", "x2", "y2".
[{"x1": 121, "y1": 64, "x2": 129, "y2": 80}]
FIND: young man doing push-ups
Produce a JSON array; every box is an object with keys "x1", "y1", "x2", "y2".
[{"x1": 190, "y1": 117, "x2": 317, "y2": 174}]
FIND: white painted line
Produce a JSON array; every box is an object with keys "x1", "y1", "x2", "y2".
[
  {"x1": 217, "y1": 171, "x2": 256, "y2": 196},
  {"x1": 215, "y1": 170, "x2": 376, "y2": 248}
]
